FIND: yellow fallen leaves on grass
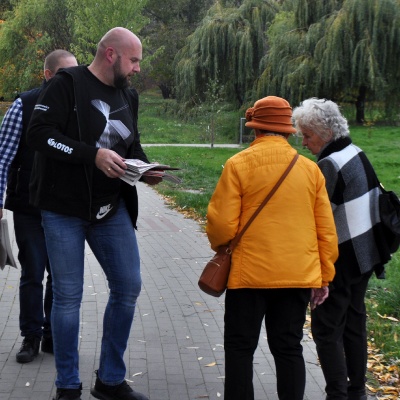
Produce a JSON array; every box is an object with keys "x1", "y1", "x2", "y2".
[
  {"x1": 367, "y1": 343, "x2": 400, "y2": 399},
  {"x1": 305, "y1": 313, "x2": 399, "y2": 398},
  {"x1": 377, "y1": 312, "x2": 399, "y2": 323}
]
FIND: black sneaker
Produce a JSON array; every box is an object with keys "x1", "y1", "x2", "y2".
[
  {"x1": 41, "y1": 336, "x2": 54, "y2": 353},
  {"x1": 16, "y1": 336, "x2": 41, "y2": 363},
  {"x1": 53, "y1": 384, "x2": 82, "y2": 400},
  {"x1": 91, "y1": 376, "x2": 148, "y2": 400}
]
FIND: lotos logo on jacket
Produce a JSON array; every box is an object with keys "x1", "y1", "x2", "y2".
[
  {"x1": 47, "y1": 138, "x2": 73, "y2": 154},
  {"x1": 96, "y1": 204, "x2": 113, "y2": 220}
]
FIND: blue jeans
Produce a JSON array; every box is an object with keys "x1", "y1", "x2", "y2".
[
  {"x1": 41, "y1": 200, "x2": 142, "y2": 389},
  {"x1": 13, "y1": 212, "x2": 52, "y2": 338}
]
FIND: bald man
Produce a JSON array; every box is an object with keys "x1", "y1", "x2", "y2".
[
  {"x1": 27, "y1": 28, "x2": 155, "y2": 400},
  {"x1": 0, "y1": 50, "x2": 77, "y2": 365}
]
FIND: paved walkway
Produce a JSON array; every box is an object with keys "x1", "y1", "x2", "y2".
[{"x1": 0, "y1": 183, "x2": 373, "y2": 400}]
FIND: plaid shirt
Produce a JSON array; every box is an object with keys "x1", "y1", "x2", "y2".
[{"x1": 0, "y1": 98, "x2": 23, "y2": 208}]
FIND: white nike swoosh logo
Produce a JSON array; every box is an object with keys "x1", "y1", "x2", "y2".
[{"x1": 96, "y1": 206, "x2": 113, "y2": 219}]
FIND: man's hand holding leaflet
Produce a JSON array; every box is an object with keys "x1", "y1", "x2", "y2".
[{"x1": 121, "y1": 159, "x2": 181, "y2": 186}]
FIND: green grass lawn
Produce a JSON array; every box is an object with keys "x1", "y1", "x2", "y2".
[
  {"x1": 144, "y1": 126, "x2": 400, "y2": 219},
  {"x1": 139, "y1": 89, "x2": 243, "y2": 144}
]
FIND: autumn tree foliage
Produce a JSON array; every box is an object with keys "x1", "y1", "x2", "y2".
[
  {"x1": 0, "y1": 0, "x2": 73, "y2": 97},
  {"x1": 0, "y1": 0, "x2": 147, "y2": 98},
  {"x1": 67, "y1": 0, "x2": 148, "y2": 65},
  {"x1": 0, "y1": 0, "x2": 399, "y2": 120}
]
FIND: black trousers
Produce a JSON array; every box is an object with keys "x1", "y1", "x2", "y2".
[
  {"x1": 311, "y1": 271, "x2": 372, "y2": 400},
  {"x1": 224, "y1": 288, "x2": 311, "y2": 400},
  {"x1": 14, "y1": 212, "x2": 52, "y2": 338}
]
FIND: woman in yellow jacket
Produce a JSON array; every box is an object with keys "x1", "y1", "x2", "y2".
[{"x1": 206, "y1": 96, "x2": 338, "y2": 400}]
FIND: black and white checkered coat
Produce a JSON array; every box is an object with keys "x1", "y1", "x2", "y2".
[{"x1": 318, "y1": 137, "x2": 384, "y2": 284}]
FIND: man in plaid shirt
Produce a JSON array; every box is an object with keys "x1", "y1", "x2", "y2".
[{"x1": 0, "y1": 50, "x2": 77, "y2": 363}]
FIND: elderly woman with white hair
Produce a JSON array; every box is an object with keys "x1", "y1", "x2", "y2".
[{"x1": 292, "y1": 98, "x2": 386, "y2": 400}]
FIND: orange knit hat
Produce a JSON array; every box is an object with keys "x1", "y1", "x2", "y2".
[{"x1": 245, "y1": 96, "x2": 296, "y2": 134}]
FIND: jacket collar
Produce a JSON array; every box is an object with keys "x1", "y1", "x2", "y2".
[
  {"x1": 251, "y1": 135, "x2": 288, "y2": 147},
  {"x1": 318, "y1": 137, "x2": 352, "y2": 161}
]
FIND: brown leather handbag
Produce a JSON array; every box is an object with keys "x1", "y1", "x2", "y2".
[{"x1": 198, "y1": 154, "x2": 299, "y2": 297}]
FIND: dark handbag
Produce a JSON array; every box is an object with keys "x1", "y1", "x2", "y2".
[
  {"x1": 198, "y1": 154, "x2": 299, "y2": 297},
  {"x1": 378, "y1": 186, "x2": 400, "y2": 264}
]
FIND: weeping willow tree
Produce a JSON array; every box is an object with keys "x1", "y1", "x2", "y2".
[
  {"x1": 257, "y1": 0, "x2": 343, "y2": 106},
  {"x1": 140, "y1": 0, "x2": 214, "y2": 98},
  {"x1": 316, "y1": 0, "x2": 400, "y2": 122},
  {"x1": 258, "y1": 0, "x2": 400, "y2": 122},
  {"x1": 174, "y1": 0, "x2": 280, "y2": 107}
]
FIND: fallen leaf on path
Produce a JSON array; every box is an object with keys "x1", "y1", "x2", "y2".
[{"x1": 204, "y1": 362, "x2": 217, "y2": 367}]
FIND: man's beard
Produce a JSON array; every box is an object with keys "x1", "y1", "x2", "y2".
[{"x1": 113, "y1": 57, "x2": 130, "y2": 89}]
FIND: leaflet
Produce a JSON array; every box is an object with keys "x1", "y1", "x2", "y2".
[{"x1": 120, "y1": 159, "x2": 182, "y2": 186}]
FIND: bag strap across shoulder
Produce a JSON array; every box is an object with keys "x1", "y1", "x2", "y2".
[{"x1": 229, "y1": 153, "x2": 299, "y2": 251}]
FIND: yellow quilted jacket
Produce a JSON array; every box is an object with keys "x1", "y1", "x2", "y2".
[{"x1": 206, "y1": 136, "x2": 337, "y2": 289}]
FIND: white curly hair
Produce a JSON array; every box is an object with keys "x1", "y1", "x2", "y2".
[{"x1": 292, "y1": 98, "x2": 350, "y2": 141}]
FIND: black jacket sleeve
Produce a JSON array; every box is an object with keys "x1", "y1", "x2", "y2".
[{"x1": 26, "y1": 73, "x2": 98, "y2": 165}]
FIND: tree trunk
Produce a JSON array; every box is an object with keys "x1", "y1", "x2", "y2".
[
  {"x1": 355, "y1": 86, "x2": 367, "y2": 124},
  {"x1": 159, "y1": 84, "x2": 172, "y2": 99}
]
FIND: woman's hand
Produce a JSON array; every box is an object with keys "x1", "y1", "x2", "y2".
[{"x1": 310, "y1": 286, "x2": 329, "y2": 310}]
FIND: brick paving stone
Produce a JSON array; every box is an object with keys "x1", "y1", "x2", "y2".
[{"x1": 0, "y1": 182, "x2": 377, "y2": 399}]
